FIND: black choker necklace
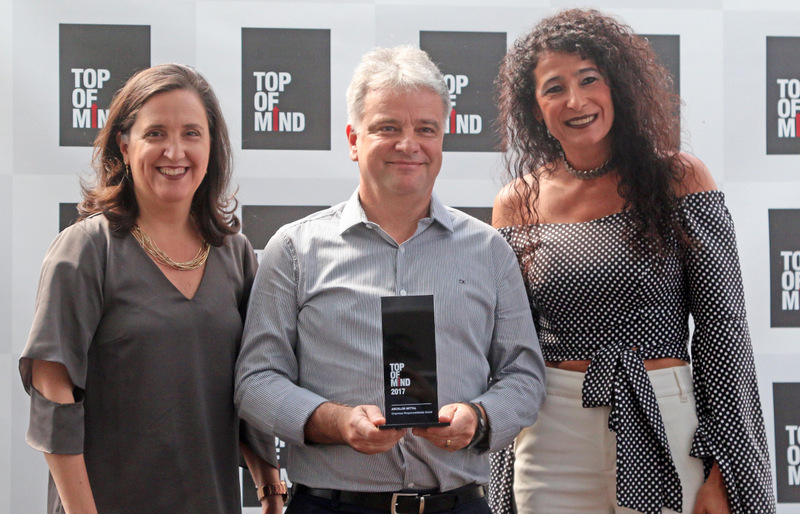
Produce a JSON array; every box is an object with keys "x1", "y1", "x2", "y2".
[{"x1": 562, "y1": 153, "x2": 613, "y2": 180}]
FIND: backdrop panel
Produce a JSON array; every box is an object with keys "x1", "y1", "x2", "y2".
[
  {"x1": 724, "y1": 10, "x2": 800, "y2": 182},
  {"x1": 726, "y1": 181, "x2": 800, "y2": 351}
]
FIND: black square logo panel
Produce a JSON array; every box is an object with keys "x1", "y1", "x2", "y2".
[
  {"x1": 241, "y1": 28, "x2": 331, "y2": 150},
  {"x1": 59, "y1": 203, "x2": 80, "y2": 232},
  {"x1": 642, "y1": 34, "x2": 680, "y2": 99},
  {"x1": 420, "y1": 31, "x2": 506, "y2": 152},
  {"x1": 59, "y1": 24, "x2": 150, "y2": 147},
  {"x1": 454, "y1": 206, "x2": 492, "y2": 225},
  {"x1": 767, "y1": 37, "x2": 800, "y2": 154},
  {"x1": 773, "y1": 383, "x2": 800, "y2": 502},
  {"x1": 769, "y1": 209, "x2": 800, "y2": 327},
  {"x1": 242, "y1": 205, "x2": 329, "y2": 250}
]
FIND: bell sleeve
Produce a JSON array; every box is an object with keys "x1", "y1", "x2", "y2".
[{"x1": 681, "y1": 191, "x2": 776, "y2": 513}]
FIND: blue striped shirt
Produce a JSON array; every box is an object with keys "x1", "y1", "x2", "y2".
[{"x1": 235, "y1": 190, "x2": 545, "y2": 492}]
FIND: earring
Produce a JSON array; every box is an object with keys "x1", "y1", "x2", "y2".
[{"x1": 124, "y1": 162, "x2": 131, "y2": 179}]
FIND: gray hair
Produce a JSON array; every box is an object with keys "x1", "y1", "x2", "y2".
[{"x1": 346, "y1": 45, "x2": 452, "y2": 133}]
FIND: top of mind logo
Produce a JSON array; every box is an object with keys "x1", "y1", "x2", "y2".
[
  {"x1": 767, "y1": 37, "x2": 800, "y2": 155},
  {"x1": 59, "y1": 24, "x2": 150, "y2": 147},
  {"x1": 420, "y1": 31, "x2": 506, "y2": 153},
  {"x1": 769, "y1": 209, "x2": 800, "y2": 327},
  {"x1": 241, "y1": 28, "x2": 331, "y2": 151}
]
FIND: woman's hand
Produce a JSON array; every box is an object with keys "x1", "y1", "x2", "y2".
[{"x1": 692, "y1": 462, "x2": 730, "y2": 514}]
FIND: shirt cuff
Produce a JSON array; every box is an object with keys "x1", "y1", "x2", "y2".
[
  {"x1": 471, "y1": 393, "x2": 518, "y2": 452},
  {"x1": 274, "y1": 389, "x2": 328, "y2": 447},
  {"x1": 26, "y1": 386, "x2": 84, "y2": 454}
]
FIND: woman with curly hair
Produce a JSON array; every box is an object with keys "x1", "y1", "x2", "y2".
[{"x1": 492, "y1": 9, "x2": 775, "y2": 514}]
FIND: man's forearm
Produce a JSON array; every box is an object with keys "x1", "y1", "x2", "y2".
[{"x1": 304, "y1": 402, "x2": 348, "y2": 444}]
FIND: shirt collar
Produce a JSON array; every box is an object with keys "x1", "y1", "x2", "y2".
[
  {"x1": 338, "y1": 189, "x2": 454, "y2": 235},
  {"x1": 428, "y1": 191, "x2": 454, "y2": 233}
]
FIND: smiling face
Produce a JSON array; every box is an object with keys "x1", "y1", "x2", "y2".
[
  {"x1": 348, "y1": 87, "x2": 444, "y2": 206},
  {"x1": 118, "y1": 89, "x2": 211, "y2": 216},
  {"x1": 533, "y1": 51, "x2": 614, "y2": 165}
]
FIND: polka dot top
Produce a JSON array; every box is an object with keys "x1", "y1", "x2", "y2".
[{"x1": 499, "y1": 191, "x2": 775, "y2": 514}]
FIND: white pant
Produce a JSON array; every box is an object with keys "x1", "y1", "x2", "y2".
[{"x1": 514, "y1": 366, "x2": 705, "y2": 514}]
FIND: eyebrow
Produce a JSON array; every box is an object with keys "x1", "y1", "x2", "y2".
[
  {"x1": 140, "y1": 123, "x2": 206, "y2": 132},
  {"x1": 367, "y1": 117, "x2": 442, "y2": 130},
  {"x1": 418, "y1": 119, "x2": 442, "y2": 129},
  {"x1": 540, "y1": 66, "x2": 601, "y2": 89}
]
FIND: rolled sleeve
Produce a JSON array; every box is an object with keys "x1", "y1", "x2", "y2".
[
  {"x1": 26, "y1": 386, "x2": 85, "y2": 454},
  {"x1": 235, "y1": 230, "x2": 329, "y2": 447},
  {"x1": 475, "y1": 237, "x2": 546, "y2": 451}
]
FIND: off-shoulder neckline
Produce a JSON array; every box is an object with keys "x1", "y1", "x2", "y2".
[{"x1": 498, "y1": 189, "x2": 724, "y2": 231}]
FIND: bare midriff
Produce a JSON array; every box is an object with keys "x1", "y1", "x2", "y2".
[{"x1": 545, "y1": 357, "x2": 688, "y2": 372}]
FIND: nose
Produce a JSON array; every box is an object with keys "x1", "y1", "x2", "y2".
[
  {"x1": 162, "y1": 135, "x2": 186, "y2": 161},
  {"x1": 566, "y1": 86, "x2": 587, "y2": 110},
  {"x1": 395, "y1": 129, "x2": 420, "y2": 154}
]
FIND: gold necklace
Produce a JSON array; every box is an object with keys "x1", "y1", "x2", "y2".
[{"x1": 131, "y1": 225, "x2": 210, "y2": 271}]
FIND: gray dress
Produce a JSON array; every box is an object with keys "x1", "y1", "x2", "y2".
[{"x1": 20, "y1": 214, "x2": 274, "y2": 513}]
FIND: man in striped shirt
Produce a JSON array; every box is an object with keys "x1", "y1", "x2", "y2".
[{"x1": 235, "y1": 45, "x2": 545, "y2": 514}]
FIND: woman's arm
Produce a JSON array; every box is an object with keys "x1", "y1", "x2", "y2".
[
  {"x1": 240, "y1": 443, "x2": 283, "y2": 514},
  {"x1": 32, "y1": 360, "x2": 97, "y2": 514}
]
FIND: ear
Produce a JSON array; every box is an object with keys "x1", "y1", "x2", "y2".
[
  {"x1": 533, "y1": 103, "x2": 544, "y2": 124},
  {"x1": 346, "y1": 125, "x2": 358, "y2": 162},
  {"x1": 116, "y1": 132, "x2": 130, "y2": 164}
]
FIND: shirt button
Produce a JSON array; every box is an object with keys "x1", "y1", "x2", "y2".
[
  {"x1": 400, "y1": 290, "x2": 407, "y2": 296},
  {"x1": 400, "y1": 247, "x2": 406, "y2": 253}
]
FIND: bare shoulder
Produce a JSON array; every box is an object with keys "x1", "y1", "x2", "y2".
[
  {"x1": 674, "y1": 152, "x2": 717, "y2": 196},
  {"x1": 492, "y1": 176, "x2": 532, "y2": 228}
]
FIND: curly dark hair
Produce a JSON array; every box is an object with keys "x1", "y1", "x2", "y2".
[
  {"x1": 496, "y1": 8, "x2": 688, "y2": 250},
  {"x1": 79, "y1": 63, "x2": 239, "y2": 246}
]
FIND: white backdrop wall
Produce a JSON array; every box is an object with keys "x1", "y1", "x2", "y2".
[{"x1": 4, "y1": 0, "x2": 800, "y2": 512}]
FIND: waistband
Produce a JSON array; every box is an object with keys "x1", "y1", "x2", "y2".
[{"x1": 545, "y1": 364, "x2": 693, "y2": 400}]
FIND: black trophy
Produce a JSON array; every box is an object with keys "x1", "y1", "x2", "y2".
[{"x1": 380, "y1": 295, "x2": 448, "y2": 429}]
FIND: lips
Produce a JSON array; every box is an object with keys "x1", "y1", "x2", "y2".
[
  {"x1": 389, "y1": 160, "x2": 425, "y2": 167},
  {"x1": 565, "y1": 114, "x2": 597, "y2": 128},
  {"x1": 158, "y1": 167, "x2": 188, "y2": 177}
]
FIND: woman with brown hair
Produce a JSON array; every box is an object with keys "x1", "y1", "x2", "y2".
[
  {"x1": 493, "y1": 9, "x2": 774, "y2": 514},
  {"x1": 20, "y1": 64, "x2": 283, "y2": 513}
]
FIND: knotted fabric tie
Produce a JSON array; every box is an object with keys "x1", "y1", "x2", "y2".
[{"x1": 582, "y1": 343, "x2": 683, "y2": 514}]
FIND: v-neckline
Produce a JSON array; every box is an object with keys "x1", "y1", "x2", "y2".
[{"x1": 129, "y1": 232, "x2": 211, "y2": 301}]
